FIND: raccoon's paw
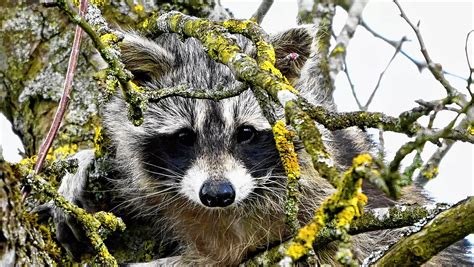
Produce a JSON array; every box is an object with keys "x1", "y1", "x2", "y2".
[
  {"x1": 38, "y1": 149, "x2": 96, "y2": 260},
  {"x1": 35, "y1": 200, "x2": 94, "y2": 260},
  {"x1": 54, "y1": 203, "x2": 94, "y2": 260}
]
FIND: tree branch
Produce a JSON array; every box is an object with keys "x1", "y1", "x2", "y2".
[
  {"x1": 393, "y1": 0, "x2": 459, "y2": 98},
  {"x1": 245, "y1": 193, "x2": 451, "y2": 265},
  {"x1": 251, "y1": 0, "x2": 274, "y2": 24},
  {"x1": 374, "y1": 197, "x2": 474, "y2": 266},
  {"x1": 53, "y1": 0, "x2": 146, "y2": 126},
  {"x1": 329, "y1": 0, "x2": 368, "y2": 80},
  {"x1": 34, "y1": 0, "x2": 87, "y2": 176}
]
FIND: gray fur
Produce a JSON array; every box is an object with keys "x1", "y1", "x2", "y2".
[{"x1": 50, "y1": 27, "x2": 468, "y2": 265}]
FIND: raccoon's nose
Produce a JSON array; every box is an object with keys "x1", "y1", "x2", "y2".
[{"x1": 199, "y1": 180, "x2": 235, "y2": 208}]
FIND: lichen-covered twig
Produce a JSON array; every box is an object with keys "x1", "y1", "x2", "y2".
[
  {"x1": 251, "y1": 0, "x2": 274, "y2": 24},
  {"x1": 26, "y1": 172, "x2": 125, "y2": 266},
  {"x1": 300, "y1": 100, "x2": 474, "y2": 143},
  {"x1": 273, "y1": 121, "x2": 301, "y2": 234},
  {"x1": 416, "y1": 107, "x2": 473, "y2": 184},
  {"x1": 245, "y1": 201, "x2": 451, "y2": 265},
  {"x1": 145, "y1": 83, "x2": 249, "y2": 101},
  {"x1": 374, "y1": 196, "x2": 474, "y2": 266},
  {"x1": 388, "y1": 101, "x2": 472, "y2": 179},
  {"x1": 283, "y1": 154, "x2": 371, "y2": 264}
]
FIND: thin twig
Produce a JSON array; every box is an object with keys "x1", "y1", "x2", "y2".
[
  {"x1": 251, "y1": 0, "x2": 274, "y2": 24},
  {"x1": 393, "y1": 0, "x2": 458, "y2": 97},
  {"x1": 342, "y1": 56, "x2": 364, "y2": 110},
  {"x1": 32, "y1": 0, "x2": 87, "y2": 178},
  {"x1": 416, "y1": 106, "x2": 473, "y2": 185},
  {"x1": 329, "y1": 0, "x2": 368, "y2": 80},
  {"x1": 465, "y1": 30, "x2": 474, "y2": 96},
  {"x1": 362, "y1": 36, "x2": 407, "y2": 110},
  {"x1": 360, "y1": 19, "x2": 466, "y2": 81}
]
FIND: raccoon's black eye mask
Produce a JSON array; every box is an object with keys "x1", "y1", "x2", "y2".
[{"x1": 235, "y1": 125, "x2": 256, "y2": 144}]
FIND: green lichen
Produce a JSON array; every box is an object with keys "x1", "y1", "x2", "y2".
[
  {"x1": 376, "y1": 197, "x2": 474, "y2": 265},
  {"x1": 286, "y1": 101, "x2": 340, "y2": 187}
]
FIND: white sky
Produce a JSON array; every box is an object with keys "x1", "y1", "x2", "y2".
[{"x1": 1, "y1": 0, "x2": 473, "y2": 251}]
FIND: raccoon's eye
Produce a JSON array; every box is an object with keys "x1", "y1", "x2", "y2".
[
  {"x1": 177, "y1": 129, "x2": 196, "y2": 146},
  {"x1": 236, "y1": 126, "x2": 256, "y2": 144}
]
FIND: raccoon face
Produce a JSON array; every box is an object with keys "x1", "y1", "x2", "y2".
[
  {"x1": 138, "y1": 96, "x2": 281, "y2": 208},
  {"x1": 105, "y1": 29, "x2": 313, "y2": 211}
]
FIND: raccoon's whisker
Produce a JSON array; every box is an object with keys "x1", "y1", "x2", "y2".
[
  {"x1": 142, "y1": 162, "x2": 184, "y2": 176},
  {"x1": 247, "y1": 157, "x2": 278, "y2": 172},
  {"x1": 113, "y1": 187, "x2": 179, "y2": 209},
  {"x1": 143, "y1": 168, "x2": 184, "y2": 179},
  {"x1": 145, "y1": 153, "x2": 183, "y2": 172}
]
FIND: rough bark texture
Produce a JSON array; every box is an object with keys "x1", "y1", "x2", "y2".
[{"x1": 0, "y1": 2, "x2": 218, "y2": 264}]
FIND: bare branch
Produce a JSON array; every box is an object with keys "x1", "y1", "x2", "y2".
[
  {"x1": 329, "y1": 0, "x2": 368, "y2": 79},
  {"x1": 465, "y1": 30, "x2": 474, "y2": 95},
  {"x1": 342, "y1": 56, "x2": 364, "y2": 110},
  {"x1": 360, "y1": 18, "x2": 466, "y2": 81},
  {"x1": 251, "y1": 0, "x2": 274, "y2": 24},
  {"x1": 393, "y1": 0, "x2": 459, "y2": 97},
  {"x1": 29, "y1": 0, "x2": 87, "y2": 195},
  {"x1": 362, "y1": 36, "x2": 407, "y2": 110}
]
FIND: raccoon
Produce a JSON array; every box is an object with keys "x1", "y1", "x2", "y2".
[{"x1": 50, "y1": 27, "x2": 467, "y2": 266}]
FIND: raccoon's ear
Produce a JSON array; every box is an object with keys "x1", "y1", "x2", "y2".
[
  {"x1": 120, "y1": 33, "x2": 175, "y2": 86},
  {"x1": 270, "y1": 26, "x2": 314, "y2": 82}
]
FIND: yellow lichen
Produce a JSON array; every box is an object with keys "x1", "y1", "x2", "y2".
[
  {"x1": 422, "y1": 166, "x2": 439, "y2": 179},
  {"x1": 94, "y1": 125, "x2": 103, "y2": 157},
  {"x1": 133, "y1": 4, "x2": 144, "y2": 13},
  {"x1": 330, "y1": 45, "x2": 345, "y2": 57},
  {"x1": 286, "y1": 243, "x2": 306, "y2": 259},
  {"x1": 128, "y1": 81, "x2": 144, "y2": 93},
  {"x1": 285, "y1": 154, "x2": 372, "y2": 261},
  {"x1": 100, "y1": 33, "x2": 118, "y2": 46},
  {"x1": 141, "y1": 18, "x2": 149, "y2": 29},
  {"x1": 272, "y1": 120, "x2": 300, "y2": 177},
  {"x1": 90, "y1": 0, "x2": 106, "y2": 6},
  {"x1": 353, "y1": 153, "x2": 372, "y2": 166},
  {"x1": 47, "y1": 144, "x2": 78, "y2": 162}
]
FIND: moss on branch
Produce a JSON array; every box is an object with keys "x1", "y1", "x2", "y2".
[
  {"x1": 272, "y1": 120, "x2": 301, "y2": 234},
  {"x1": 245, "y1": 199, "x2": 451, "y2": 265},
  {"x1": 25, "y1": 171, "x2": 125, "y2": 266},
  {"x1": 375, "y1": 197, "x2": 474, "y2": 266},
  {"x1": 284, "y1": 154, "x2": 371, "y2": 263}
]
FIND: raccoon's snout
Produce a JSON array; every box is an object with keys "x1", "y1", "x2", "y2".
[{"x1": 199, "y1": 180, "x2": 235, "y2": 207}]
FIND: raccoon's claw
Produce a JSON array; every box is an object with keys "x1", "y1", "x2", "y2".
[
  {"x1": 53, "y1": 208, "x2": 94, "y2": 260},
  {"x1": 34, "y1": 201, "x2": 93, "y2": 260}
]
